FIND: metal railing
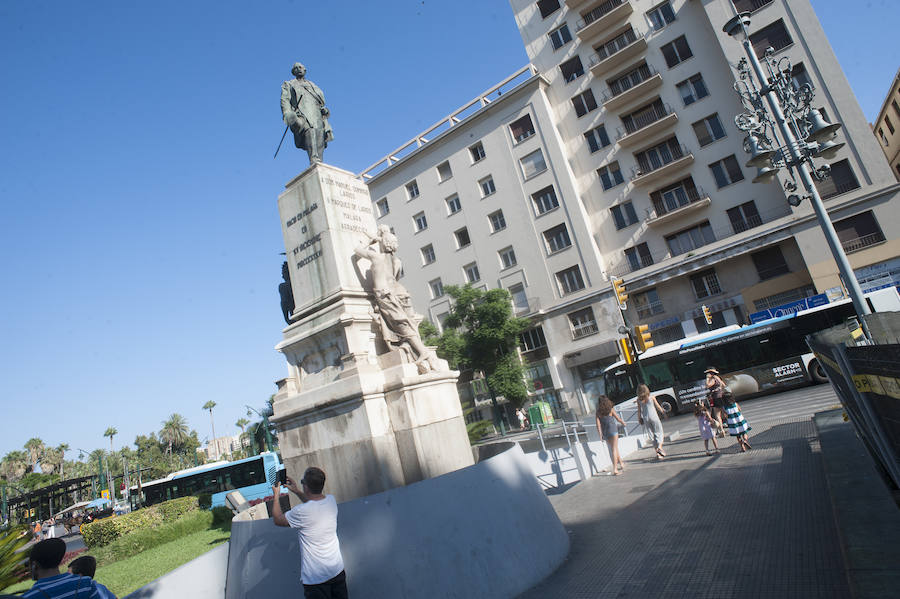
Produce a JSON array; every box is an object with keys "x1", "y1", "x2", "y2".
[
  {"x1": 635, "y1": 299, "x2": 665, "y2": 319},
  {"x1": 631, "y1": 142, "x2": 690, "y2": 180},
  {"x1": 575, "y1": 0, "x2": 627, "y2": 33},
  {"x1": 618, "y1": 102, "x2": 673, "y2": 138},
  {"x1": 572, "y1": 320, "x2": 600, "y2": 339},
  {"x1": 589, "y1": 29, "x2": 639, "y2": 66},
  {"x1": 602, "y1": 63, "x2": 658, "y2": 102},
  {"x1": 842, "y1": 232, "x2": 886, "y2": 253},
  {"x1": 650, "y1": 185, "x2": 707, "y2": 217}
]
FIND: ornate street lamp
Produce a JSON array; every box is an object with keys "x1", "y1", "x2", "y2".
[{"x1": 723, "y1": 11, "x2": 871, "y2": 339}]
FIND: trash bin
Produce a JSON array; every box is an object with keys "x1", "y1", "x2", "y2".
[
  {"x1": 538, "y1": 401, "x2": 555, "y2": 425},
  {"x1": 527, "y1": 404, "x2": 544, "y2": 427}
]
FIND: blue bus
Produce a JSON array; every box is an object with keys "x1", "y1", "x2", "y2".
[{"x1": 129, "y1": 452, "x2": 282, "y2": 510}]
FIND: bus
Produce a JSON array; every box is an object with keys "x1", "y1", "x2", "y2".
[
  {"x1": 601, "y1": 287, "x2": 900, "y2": 414},
  {"x1": 129, "y1": 452, "x2": 282, "y2": 511}
]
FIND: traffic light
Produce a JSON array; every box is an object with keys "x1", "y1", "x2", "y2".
[
  {"x1": 634, "y1": 324, "x2": 654, "y2": 352},
  {"x1": 613, "y1": 278, "x2": 628, "y2": 308},
  {"x1": 618, "y1": 337, "x2": 634, "y2": 364},
  {"x1": 702, "y1": 304, "x2": 712, "y2": 324}
]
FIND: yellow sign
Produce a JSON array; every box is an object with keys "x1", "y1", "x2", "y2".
[
  {"x1": 101, "y1": 489, "x2": 110, "y2": 500},
  {"x1": 852, "y1": 374, "x2": 900, "y2": 399}
]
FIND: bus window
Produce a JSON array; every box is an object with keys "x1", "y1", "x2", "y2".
[
  {"x1": 602, "y1": 366, "x2": 638, "y2": 404},
  {"x1": 642, "y1": 360, "x2": 675, "y2": 390}
]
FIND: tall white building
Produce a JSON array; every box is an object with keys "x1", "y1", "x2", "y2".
[{"x1": 360, "y1": 0, "x2": 900, "y2": 420}]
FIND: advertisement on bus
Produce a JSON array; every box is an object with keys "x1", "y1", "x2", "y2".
[{"x1": 674, "y1": 357, "x2": 809, "y2": 407}]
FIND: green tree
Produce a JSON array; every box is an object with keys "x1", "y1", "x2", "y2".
[
  {"x1": 103, "y1": 427, "x2": 118, "y2": 453},
  {"x1": 424, "y1": 284, "x2": 531, "y2": 433},
  {"x1": 23, "y1": 438, "x2": 45, "y2": 473},
  {"x1": 0, "y1": 451, "x2": 28, "y2": 482},
  {"x1": 202, "y1": 401, "x2": 218, "y2": 459},
  {"x1": 55, "y1": 443, "x2": 70, "y2": 479}
]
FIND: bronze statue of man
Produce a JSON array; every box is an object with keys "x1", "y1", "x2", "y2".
[{"x1": 280, "y1": 62, "x2": 333, "y2": 165}]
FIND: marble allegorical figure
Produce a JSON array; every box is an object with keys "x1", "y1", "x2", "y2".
[
  {"x1": 353, "y1": 226, "x2": 441, "y2": 373},
  {"x1": 281, "y1": 62, "x2": 333, "y2": 165}
]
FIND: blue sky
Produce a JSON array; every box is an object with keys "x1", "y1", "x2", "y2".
[{"x1": 1, "y1": 0, "x2": 896, "y2": 461}]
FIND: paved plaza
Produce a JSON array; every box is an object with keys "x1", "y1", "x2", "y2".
[{"x1": 517, "y1": 385, "x2": 897, "y2": 598}]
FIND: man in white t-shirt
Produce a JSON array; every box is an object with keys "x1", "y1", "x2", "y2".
[{"x1": 272, "y1": 466, "x2": 348, "y2": 598}]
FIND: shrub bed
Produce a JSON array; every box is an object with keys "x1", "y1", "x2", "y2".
[
  {"x1": 81, "y1": 496, "x2": 198, "y2": 548},
  {"x1": 89, "y1": 510, "x2": 216, "y2": 567}
]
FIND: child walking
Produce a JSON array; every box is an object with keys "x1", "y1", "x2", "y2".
[{"x1": 693, "y1": 401, "x2": 719, "y2": 455}]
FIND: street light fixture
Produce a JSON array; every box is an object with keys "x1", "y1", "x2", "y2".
[{"x1": 722, "y1": 11, "x2": 872, "y2": 340}]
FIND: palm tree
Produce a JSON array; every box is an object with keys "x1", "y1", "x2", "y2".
[
  {"x1": 57, "y1": 444, "x2": 70, "y2": 479},
  {"x1": 160, "y1": 414, "x2": 189, "y2": 455},
  {"x1": 236, "y1": 418, "x2": 250, "y2": 434},
  {"x1": 39, "y1": 446, "x2": 62, "y2": 476},
  {"x1": 202, "y1": 401, "x2": 218, "y2": 459},
  {"x1": 0, "y1": 451, "x2": 28, "y2": 482},
  {"x1": 103, "y1": 427, "x2": 118, "y2": 453},
  {"x1": 23, "y1": 438, "x2": 45, "y2": 473},
  {"x1": 0, "y1": 525, "x2": 31, "y2": 591}
]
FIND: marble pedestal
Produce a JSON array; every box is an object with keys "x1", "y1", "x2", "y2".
[{"x1": 271, "y1": 163, "x2": 473, "y2": 503}]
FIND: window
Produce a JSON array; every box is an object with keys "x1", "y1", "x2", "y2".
[
  {"x1": 510, "y1": 115, "x2": 536, "y2": 143},
  {"x1": 549, "y1": 23, "x2": 572, "y2": 50},
  {"x1": 595, "y1": 29, "x2": 637, "y2": 61},
  {"x1": 571, "y1": 89, "x2": 598, "y2": 118},
  {"x1": 789, "y1": 63, "x2": 812, "y2": 93},
  {"x1": 537, "y1": 0, "x2": 560, "y2": 19},
  {"x1": 480, "y1": 176, "x2": 496, "y2": 197},
  {"x1": 543, "y1": 223, "x2": 572, "y2": 254},
  {"x1": 413, "y1": 211, "x2": 428, "y2": 232},
  {"x1": 429, "y1": 278, "x2": 444, "y2": 299},
  {"x1": 454, "y1": 227, "x2": 471, "y2": 248},
  {"x1": 489, "y1": 210, "x2": 507, "y2": 232},
  {"x1": 692, "y1": 114, "x2": 726, "y2": 146},
  {"x1": 751, "y1": 246, "x2": 789, "y2": 280},
  {"x1": 878, "y1": 127, "x2": 888, "y2": 146},
  {"x1": 464, "y1": 262, "x2": 480, "y2": 283},
  {"x1": 885, "y1": 116, "x2": 895, "y2": 135},
  {"x1": 585, "y1": 125, "x2": 611, "y2": 153},
  {"x1": 677, "y1": 73, "x2": 709, "y2": 105},
  {"x1": 749, "y1": 20, "x2": 793, "y2": 58},
  {"x1": 406, "y1": 180, "x2": 419, "y2": 200},
  {"x1": 650, "y1": 177, "x2": 702, "y2": 215},
  {"x1": 520, "y1": 149, "x2": 547, "y2": 179},
  {"x1": 520, "y1": 326, "x2": 547, "y2": 352},
  {"x1": 893, "y1": 99, "x2": 900, "y2": 120},
  {"x1": 532, "y1": 186, "x2": 559, "y2": 215},
  {"x1": 660, "y1": 35, "x2": 693, "y2": 68},
  {"x1": 625, "y1": 242, "x2": 653, "y2": 271},
  {"x1": 647, "y1": 1, "x2": 675, "y2": 31},
  {"x1": 666, "y1": 221, "x2": 715, "y2": 255},
  {"x1": 754, "y1": 285, "x2": 817, "y2": 311},
  {"x1": 556, "y1": 266, "x2": 586, "y2": 295},
  {"x1": 560, "y1": 56, "x2": 585, "y2": 83},
  {"x1": 437, "y1": 161, "x2": 452, "y2": 182},
  {"x1": 608, "y1": 63, "x2": 654, "y2": 97},
  {"x1": 446, "y1": 195, "x2": 461, "y2": 214},
  {"x1": 635, "y1": 137, "x2": 685, "y2": 173},
  {"x1": 814, "y1": 159, "x2": 860, "y2": 199},
  {"x1": 569, "y1": 308, "x2": 599, "y2": 339},
  {"x1": 834, "y1": 211, "x2": 885, "y2": 253},
  {"x1": 421, "y1": 244, "x2": 436, "y2": 265},
  {"x1": 610, "y1": 201, "x2": 638, "y2": 230},
  {"x1": 621, "y1": 98, "x2": 668, "y2": 135},
  {"x1": 499, "y1": 246, "x2": 517, "y2": 269},
  {"x1": 727, "y1": 201, "x2": 762, "y2": 233},
  {"x1": 690, "y1": 268, "x2": 722, "y2": 299},
  {"x1": 709, "y1": 155, "x2": 744, "y2": 188},
  {"x1": 469, "y1": 142, "x2": 486, "y2": 162},
  {"x1": 375, "y1": 197, "x2": 389, "y2": 217},
  {"x1": 509, "y1": 283, "x2": 530, "y2": 314},
  {"x1": 598, "y1": 162, "x2": 625, "y2": 190},
  {"x1": 633, "y1": 288, "x2": 664, "y2": 319}
]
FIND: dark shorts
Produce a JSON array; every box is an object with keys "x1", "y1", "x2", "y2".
[{"x1": 304, "y1": 570, "x2": 348, "y2": 599}]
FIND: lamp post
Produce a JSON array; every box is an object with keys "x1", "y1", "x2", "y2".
[{"x1": 722, "y1": 11, "x2": 872, "y2": 340}]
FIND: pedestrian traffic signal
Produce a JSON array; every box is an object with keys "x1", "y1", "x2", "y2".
[
  {"x1": 634, "y1": 324, "x2": 654, "y2": 352},
  {"x1": 618, "y1": 337, "x2": 634, "y2": 364},
  {"x1": 702, "y1": 304, "x2": 712, "y2": 324},
  {"x1": 613, "y1": 278, "x2": 628, "y2": 308}
]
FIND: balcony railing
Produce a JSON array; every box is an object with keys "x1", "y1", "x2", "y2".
[
  {"x1": 572, "y1": 320, "x2": 600, "y2": 339},
  {"x1": 842, "y1": 232, "x2": 886, "y2": 253},
  {"x1": 625, "y1": 252, "x2": 654, "y2": 272},
  {"x1": 632, "y1": 142, "x2": 690, "y2": 179},
  {"x1": 651, "y1": 185, "x2": 706, "y2": 217},
  {"x1": 618, "y1": 102, "x2": 672, "y2": 137},
  {"x1": 577, "y1": 0, "x2": 626, "y2": 32},
  {"x1": 606, "y1": 63, "x2": 656, "y2": 99},
  {"x1": 732, "y1": 0, "x2": 774, "y2": 12}
]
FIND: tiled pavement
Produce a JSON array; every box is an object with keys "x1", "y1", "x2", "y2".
[{"x1": 518, "y1": 413, "x2": 851, "y2": 598}]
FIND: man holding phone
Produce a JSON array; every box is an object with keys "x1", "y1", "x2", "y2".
[{"x1": 272, "y1": 467, "x2": 348, "y2": 598}]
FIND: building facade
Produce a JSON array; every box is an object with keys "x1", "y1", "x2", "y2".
[
  {"x1": 874, "y1": 67, "x2": 900, "y2": 182},
  {"x1": 360, "y1": 0, "x2": 900, "y2": 420}
]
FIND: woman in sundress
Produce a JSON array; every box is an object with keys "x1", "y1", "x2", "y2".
[
  {"x1": 722, "y1": 396, "x2": 752, "y2": 451},
  {"x1": 636, "y1": 384, "x2": 667, "y2": 459}
]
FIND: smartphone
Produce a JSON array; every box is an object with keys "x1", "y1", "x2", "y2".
[{"x1": 277, "y1": 469, "x2": 287, "y2": 485}]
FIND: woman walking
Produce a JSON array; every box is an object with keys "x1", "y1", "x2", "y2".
[
  {"x1": 636, "y1": 384, "x2": 667, "y2": 458},
  {"x1": 596, "y1": 395, "x2": 627, "y2": 474},
  {"x1": 704, "y1": 368, "x2": 728, "y2": 437}
]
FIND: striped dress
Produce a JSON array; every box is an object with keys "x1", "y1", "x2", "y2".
[{"x1": 723, "y1": 403, "x2": 751, "y2": 436}]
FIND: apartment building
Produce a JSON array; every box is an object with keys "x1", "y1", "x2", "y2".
[
  {"x1": 874, "y1": 67, "x2": 900, "y2": 181},
  {"x1": 360, "y1": 0, "x2": 900, "y2": 420}
]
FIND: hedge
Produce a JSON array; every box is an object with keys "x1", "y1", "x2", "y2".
[{"x1": 81, "y1": 496, "x2": 199, "y2": 548}]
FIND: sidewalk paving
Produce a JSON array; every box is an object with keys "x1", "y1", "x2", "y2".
[{"x1": 518, "y1": 414, "x2": 859, "y2": 598}]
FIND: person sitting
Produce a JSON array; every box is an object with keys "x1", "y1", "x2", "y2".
[
  {"x1": 69, "y1": 555, "x2": 117, "y2": 598},
  {"x1": 23, "y1": 539, "x2": 106, "y2": 598}
]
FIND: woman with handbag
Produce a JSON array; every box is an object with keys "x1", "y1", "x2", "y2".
[
  {"x1": 596, "y1": 395, "x2": 627, "y2": 474},
  {"x1": 636, "y1": 384, "x2": 667, "y2": 459},
  {"x1": 704, "y1": 368, "x2": 728, "y2": 437}
]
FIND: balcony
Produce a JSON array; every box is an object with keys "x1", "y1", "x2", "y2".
[
  {"x1": 572, "y1": 320, "x2": 600, "y2": 339},
  {"x1": 646, "y1": 187, "x2": 711, "y2": 227},
  {"x1": 602, "y1": 65, "x2": 662, "y2": 111},
  {"x1": 588, "y1": 30, "x2": 648, "y2": 76},
  {"x1": 842, "y1": 232, "x2": 886, "y2": 253},
  {"x1": 631, "y1": 144, "x2": 694, "y2": 187},
  {"x1": 576, "y1": 0, "x2": 633, "y2": 41},
  {"x1": 616, "y1": 103, "x2": 678, "y2": 148},
  {"x1": 636, "y1": 300, "x2": 665, "y2": 320}
]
